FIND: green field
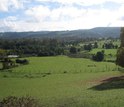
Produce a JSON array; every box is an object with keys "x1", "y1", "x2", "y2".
[
  {"x1": 90, "y1": 49, "x2": 117, "y2": 55},
  {"x1": 90, "y1": 48, "x2": 117, "y2": 61},
  {"x1": 0, "y1": 56, "x2": 124, "y2": 107}
]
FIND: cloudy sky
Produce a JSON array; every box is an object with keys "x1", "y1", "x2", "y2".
[{"x1": 0, "y1": 0, "x2": 124, "y2": 32}]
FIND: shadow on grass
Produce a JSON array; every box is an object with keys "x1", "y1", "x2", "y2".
[{"x1": 90, "y1": 76, "x2": 124, "y2": 91}]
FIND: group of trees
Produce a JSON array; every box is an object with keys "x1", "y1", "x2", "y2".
[
  {"x1": 0, "y1": 39, "x2": 65, "y2": 57},
  {"x1": 102, "y1": 42, "x2": 118, "y2": 49},
  {"x1": 0, "y1": 38, "x2": 101, "y2": 57},
  {"x1": 69, "y1": 47, "x2": 81, "y2": 54},
  {"x1": 83, "y1": 42, "x2": 98, "y2": 51},
  {"x1": 83, "y1": 44, "x2": 92, "y2": 51}
]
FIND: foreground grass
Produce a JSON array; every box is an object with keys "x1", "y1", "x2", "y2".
[
  {"x1": 0, "y1": 72, "x2": 123, "y2": 107},
  {"x1": 0, "y1": 56, "x2": 124, "y2": 107}
]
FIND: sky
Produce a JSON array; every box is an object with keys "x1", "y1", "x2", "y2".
[{"x1": 0, "y1": 0, "x2": 124, "y2": 32}]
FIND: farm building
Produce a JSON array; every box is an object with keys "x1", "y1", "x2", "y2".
[{"x1": 8, "y1": 55, "x2": 19, "y2": 58}]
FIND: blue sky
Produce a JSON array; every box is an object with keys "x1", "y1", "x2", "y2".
[{"x1": 0, "y1": 0, "x2": 124, "y2": 32}]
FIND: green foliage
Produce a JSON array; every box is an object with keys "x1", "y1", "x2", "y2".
[
  {"x1": 16, "y1": 59, "x2": 29, "y2": 65},
  {"x1": 69, "y1": 46, "x2": 77, "y2": 54},
  {"x1": 84, "y1": 43, "x2": 92, "y2": 51},
  {"x1": 0, "y1": 49, "x2": 7, "y2": 57},
  {"x1": 0, "y1": 39, "x2": 64, "y2": 56},
  {"x1": 116, "y1": 47, "x2": 124, "y2": 67},
  {"x1": 94, "y1": 42, "x2": 98, "y2": 48},
  {"x1": 92, "y1": 51, "x2": 104, "y2": 61},
  {"x1": 2, "y1": 58, "x2": 15, "y2": 70},
  {"x1": 116, "y1": 27, "x2": 124, "y2": 67},
  {"x1": 120, "y1": 27, "x2": 124, "y2": 47},
  {"x1": 102, "y1": 42, "x2": 118, "y2": 49}
]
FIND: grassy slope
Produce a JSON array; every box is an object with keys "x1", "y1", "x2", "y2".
[{"x1": 0, "y1": 56, "x2": 123, "y2": 107}]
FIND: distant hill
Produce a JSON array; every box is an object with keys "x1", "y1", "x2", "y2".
[{"x1": 0, "y1": 27, "x2": 121, "y2": 39}]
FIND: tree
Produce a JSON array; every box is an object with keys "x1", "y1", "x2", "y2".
[
  {"x1": 92, "y1": 51, "x2": 104, "y2": 61},
  {"x1": 84, "y1": 43, "x2": 92, "y2": 51},
  {"x1": 116, "y1": 47, "x2": 124, "y2": 67},
  {"x1": 120, "y1": 27, "x2": 124, "y2": 47},
  {"x1": 70, "y1": 47, "x2": 77, "y2": 54},
  {"x1": 116, "y1": 27, "x2": 124, "y2": 67},
  {"x1": 103, "y1": 42, "x2": 114, "y2": 49},
  {"x1": 94, "y1": 42, "x2": 98, "y2": 48},
  {"x1": 2, "y1": 58, "x2": 15, "y2": 69}
]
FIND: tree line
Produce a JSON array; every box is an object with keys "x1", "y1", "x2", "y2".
[{"x1": 0, "y1": 39, "x2": 65, "y2": 56}]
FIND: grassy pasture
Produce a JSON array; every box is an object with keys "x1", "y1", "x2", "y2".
[
  {"x1": 90, "y1": 49, "x2": 117, "y2": 56},
  {"x1": 0, "y1": 56, "x2": 124, "y2": 107},
  {"x1": 0, "y1": 56, "x2": 117, "y2": 75}
]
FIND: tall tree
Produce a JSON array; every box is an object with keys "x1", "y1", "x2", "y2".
[
  {"x1": 120, "y1": 27, "x2": 124, "y2": 47},
  {"x1": 116, "y1": 27, "x2": 124, "y2": 67}
]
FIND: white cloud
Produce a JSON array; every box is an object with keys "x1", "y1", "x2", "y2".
[
  {"x1": 25, "y1": 5, "x2": 51, "y2": 21},
  {"x1": 50, "y1": 6, "x2": 87, "y2": 21},
  {"x1": 23, "y1": 4, "x2": 120, "y2": 30},
  {"x1": 0, "y1": 0, "x2": 23, "y2": 12},
  {"x1": 0, "y1": 0, "x2": 9, "y2": 12},
  {"x1": 37, "y1": 0, "x2": 124, "y2": 6},
  {"x1": 25, "y1": 5, "x2": 87, "y2": 22},
  {"x1": 0, "y1": 16, "x2": 17, "y2": 32},
  {"x1": 1, "y1": 0, "x2": 124, "y2": 32}
]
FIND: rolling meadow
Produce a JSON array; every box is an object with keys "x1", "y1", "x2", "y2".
[{"x1": 0, "y1": 55, "x2": 124, "y2": 107}]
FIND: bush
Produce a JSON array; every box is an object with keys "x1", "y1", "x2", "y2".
[
  {"x1": 16, "y1": 59, "x2": 29, "y2": 65},
  {"x1": 92, "y1": 51, "x2": 104, "y2": 62},
  {"x1": 0, "y1": 96, "x2": 42, "y2": 107},
  {"x1": 69, "y1": 47, "x2": 77, "y2": 54}
]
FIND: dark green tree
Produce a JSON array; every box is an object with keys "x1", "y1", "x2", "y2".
[
  {"x1": 116, "y1": 27, "x2": 124, "y2": 67},
  {"x1": 70, "y1": 47, "x2": 77, "y2": 54},
  {"x1": 120, "y1": 27, "x2": 124, "y2": 47},
  {"x1": 84, "y1": 43, "x2": 92, "y2": 51},
  {"x1": 116, "y1": 47, "x2": 124, "y2": 67},
  {"x1": 92, "y1": 51, "x2": 104, "y2": 61},
  {"x1": 94, "y1": 42, "x2": 98, "y2": 48}
]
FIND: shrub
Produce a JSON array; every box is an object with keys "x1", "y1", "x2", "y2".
[
  {"x1": 0, "y1": 96, "x2": 42, "y2": 107},
  {"x1": 92, "y1": 51, "x2": 104, "y2": 62},
  {"x1": 16, "y1": 59, "x2": 29, "y2": 65},
  {"x1": 69, "y1": 46, "x2": 77, "y2": 54}
]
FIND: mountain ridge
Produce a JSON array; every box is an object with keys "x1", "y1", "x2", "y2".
[{"x1": 0, "y1": 27, "x2": 121, "y2": 39}]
